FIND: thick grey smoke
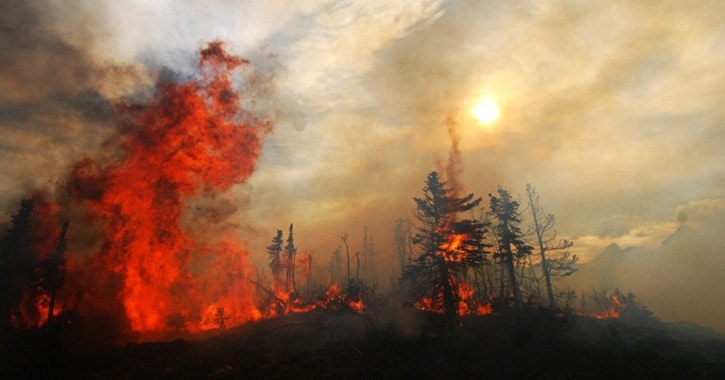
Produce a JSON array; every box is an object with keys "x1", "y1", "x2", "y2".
[
  {"x1": 0, "y1": 0, "x2": 723, "y2": 334},
  {"x1": 0, "y1": 1, "x2": 149, "y2": 219}
]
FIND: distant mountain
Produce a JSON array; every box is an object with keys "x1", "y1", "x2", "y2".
[
  {"x1": 565, "y1": 242, "x2": 649, "y2": 292},
  {"x1": 563, "y1": 225, "x2": 725, "y2": 334},
  {"x1": 661, "y1": 225, "x2": 701, "y2": 247}
]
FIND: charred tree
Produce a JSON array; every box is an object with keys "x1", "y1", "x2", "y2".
[
  {"x1": 0, "y1": 199, "x2": 35, "y2": 333},
  {"x1": 361, "y1": 226, "x2": 376, "y2": 285},
  {"x1": 489, "y1": 187, "x2": 532, "y2": 307},
  {"x1": 403, "y1": 171, "x2": 486, "y2": 326},
  {"x1": 362, "y1": 227, "x2": 368, "y2": 282},
  {"x1": 330, "y1": 246, "x2": 342, "y2": 284},
  {"x1": 355, "y1": 251, "x2": 360, "y2": 282},
  {"x1": 266, "y1": 229, "x2": 284, "y2": 286},
  {"x1": 341, "y1": 234, "x2": 351, "y2": 288},
  {"x1": 285, "y1": 223, "x2": 297, "y2": 294},
  {"x1": 525, "y1": 184, "x2": 577, "y2": 308},
  {"x1": 367, "y1": 233, "x2": 376, "y2": 285},
  {"x1": 471, "y1": 209, "x2": 495, "y2": 300},
  {"x1": 393, "y1": 218, "x2": 413, "y2": 275},
  {"x1": 306, "y1": 253, "x2": 313, "y2": 298},
  {"x1": 214, "y1": 306, "x2": 227, "y2": 330},
  {"x1": 38, "y1": 221, "x2": 69, "y2": 321}
]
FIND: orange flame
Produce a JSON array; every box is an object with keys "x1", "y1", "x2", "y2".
[
  {"x1": 65, "y1": 41, "x2": 268, "y2": 335},
  {"x1": 262, "y1": 283, "x2": 366, "y2": 317},
  {"x1": 440, "y1": 233, "x2": 470, "y2": 263},
  {"x1": 414, "y1": 281, "x2": 492, "y2": 317},
  {"x1": 577, "y1": 294, "x2": 626, "y2": 320},
  {"x1": 12, "y1": 42, "x2": 376, "y2": 337},
  {"x1": 592, "y1": 294, "x2": 625, "y2": 320}
]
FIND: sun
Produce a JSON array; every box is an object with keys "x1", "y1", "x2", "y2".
[{"x1": 471, "y1": 96, "x2": 500, "y2": 125}]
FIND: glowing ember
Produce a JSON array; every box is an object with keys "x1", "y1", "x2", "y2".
[{"x1": 414, "y1": 297, "x2": 434, "y2": 312}]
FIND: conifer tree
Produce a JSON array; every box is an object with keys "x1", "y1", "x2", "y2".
[
  {"x1": 489, "y1": 187, "x2": 532, "y2": 306},
  {"x1": 266, "y1": 229, "x2": 284, "y2": 286},
  {"x1": 285, "y1": 223, "x2": 297, "y2": 293},
  {"x1": 38, "y1": 220, "x2": 69, "y2": 321},
  {"x1": 403, "y1": 171, "x2": 486, "y2": 325},
  {"x1": 0, "y1": 199, "x2": 35, "y2": 333}
]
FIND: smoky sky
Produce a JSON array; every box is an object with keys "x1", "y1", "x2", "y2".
[
  {"x1": 0, "y1": 0, "x2": 723, "y2": 331},
  {"x1": 0, "y1": 0, "x2": 147, "y2": 212}
]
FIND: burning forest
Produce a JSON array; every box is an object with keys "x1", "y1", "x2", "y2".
[{"x1": 2, "y1": 1, "x2": 725, "y2": 377}]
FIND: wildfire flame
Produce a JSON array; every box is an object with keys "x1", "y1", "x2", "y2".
[
  {"x1": 440, "y1": 233, "x2": 470, "y2": 263},
  {"x1": 267, "y1": 283, "x2": 366, "y2": 316},
  {"x1": 414, "y1": 280, "x2": 492, "y2": 317},
  {"x1": 64, "y1": 42, "x2": 268, "y2": 335},
  {"x1": 591, "y1": 294, "x2": 625, "y2": 320},
  {"x1": 12, "y1": 42, "x2": 368, "y2": 337}
]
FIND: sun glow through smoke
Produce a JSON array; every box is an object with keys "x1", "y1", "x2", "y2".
[{"x1": 472, "y1": 96, "x2": 500, "y2": 125}]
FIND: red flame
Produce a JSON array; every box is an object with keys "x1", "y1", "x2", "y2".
[
  {"x1": 439, "y1": 233, "x2": 470, "y2": 263},
  {"x1": 592, "y1": 294, "x2": 625, "y2": 320},
  {"x1": 267, "y1": 283, "x2": 366, "y2": 316},
  {"x1": 9, "y1": 42, "x2": 370, "y2": 337},
  {"x1": 414, "y1": 280, "x2": 492, "y2": 317},
  {"x1": 65, "y1": 41, "x2": 268, "y2": 335}
]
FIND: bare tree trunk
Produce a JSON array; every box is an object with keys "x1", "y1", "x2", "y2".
[
  {"x1": 291, "y1": 252, "x2": 297, "y2": 295},
  {"x1": 505, "y1": 254, "x2": 522, "y2": 306},
  {"x1": 439, "y1": 261, "x2": 458, "y2": 326},
  {"x1": 368, "y1": 234, "x2": 376, "y2": 285},
  {"x1": 362, "y1": 226, "x2": 368, "y2": 283},
  {"x1": 355, "y1": 252, "x2": 360, "y2": 282},
  {"x1": 527, "y1": 259, "x2": 543, "y2": 302},
  {"x1": 307, "y1": 254, "x2": 312, "y2": 299},
  {"x1": 342, "y1": 234, "x2": 351, "y2": 288},
  {"x1": 527, "y1": 185, "x2": 557, "y2": 308},
  {"x1": 519, "y1": 257, "x2": 528, "y2": 298},
  {"x1": 499, "y1": 262, "x2": 507, "y2": 299}
]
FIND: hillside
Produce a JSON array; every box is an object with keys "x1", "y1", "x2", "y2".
[
  {"x1": 564, "y1": 226, "x2": 725, "y2": 333},
  {"x1": 4, "y1": 307, "x2": 724, "y2": 379}
]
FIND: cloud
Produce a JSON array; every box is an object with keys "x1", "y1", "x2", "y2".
[
  {"x1": 675, "y1": 198, "x2": 725, "y2": 242},
  {"x1": 596, "y1": 214, "x2": 646, "y2": 238},
  {"x1": 571, "y1": 197, "x2": 725, "y2": 263},
  {"x1": 676, "y1": 198, "x2": 725, "y2": 224}
]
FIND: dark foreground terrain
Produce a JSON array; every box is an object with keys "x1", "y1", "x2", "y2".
[{"x1": 3, "y1": 307, "x2": 724, "y2": 379}]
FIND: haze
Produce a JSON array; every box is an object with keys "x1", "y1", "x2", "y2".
[{"x1": 0, "y1": 1, "x2": 722, "y2": 332}]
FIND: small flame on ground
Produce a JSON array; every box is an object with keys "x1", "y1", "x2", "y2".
[
  {"x1": 414, "y1": 281, "x2": 492, "y2": 317},
  {"x1": 577, "y1": 294, "x2": 625, "y2": 320},
  {"x1": 264, "y1": 283, "x2": 367, "y2": 317}
]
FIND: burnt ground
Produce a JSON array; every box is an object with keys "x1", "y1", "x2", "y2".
[{"x1": 2, "y1": 306, "x2": 724, "y2": 379}]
